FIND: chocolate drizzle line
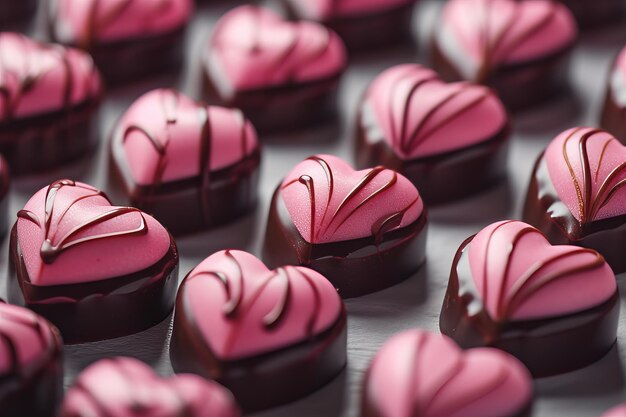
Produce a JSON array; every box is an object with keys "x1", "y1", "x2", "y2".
[
  {"x1": 384, "y1": 69, "x2": 492, "y2": 156},
  {"x1": 474, "y1": 0, "x2": 558, "y2": 82},
  {"x1": 0, "y1": 306, "x2": 52, "y2": 376},
  {"x1": 281, "y1": 156, "x2": 418, "y2": 243},
  {"x1": 480, "y1": 221, "x2": 605, "y2": 320},
  {"x1": 403, "y1": 333, "x2": 509, "y2": 416},
  {"x1": 17, "y1": 179, "x2": 149, "y2": 264},
  {"x1": 122, "y1": 90, "x2": 251, "y2": 224},
  {"x1": 188, "y1": 252, "x2": 325, "y2": 354},
  {"x1": 0, "y1": 34, "x2": 84, "y2": 122},
  {"x1": 561, "y1": 127, "x2": 626, "y2": 224}
]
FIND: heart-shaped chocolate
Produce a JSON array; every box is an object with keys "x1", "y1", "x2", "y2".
[
  {"x1": 441, "y1": 220, "x2": 619, "y2": 376},
  {"x1": 113, "y1": 89, "x2": 259, "y2": 187},
  {"x1": 0, "y1": 302, "x2": 63, "y2": 417},
  {"x1": 60, "y1": 357, "x2": 240, "y2": 417},
  {"x1": 545, "y1": 127, "x2": 626, "y2": 225},
  {"x1": 50, "y1": 0, "x2": 193, "y2": 48},
  {"x1": 171, "y1": 249, "x2": 346, "y2": 411},
  {"x1": 467, "y1": 220, "x2": 616, "y2": 321},
  {"x1": 436, "y1": 0, "x2": 577, "y2": 82},
  {"x1": 16, "y1": 179, "x2": 171, "y2": 286},
  {"x1": 0, "y1": 33, "x2": 102, "y2": 122},
  {"x1": 176, "y1": 250, "x2": 343, "y2": 360},
  {"x1": 362, "y1": 64, "x2": 508, "y2": 160},
  {"x1": 205, "y1": 5, "x2": 347, "y2": 96},
  {"x1": 362, "y1": 330, "x2": 533, "y2": 417},
  {"x1": 280, "y1": 154, "x2": 423, "y2": 244}
]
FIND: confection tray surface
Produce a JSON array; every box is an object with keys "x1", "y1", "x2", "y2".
[{"x1": 6, "y1": 1, "x2": 626, "y2": 416}]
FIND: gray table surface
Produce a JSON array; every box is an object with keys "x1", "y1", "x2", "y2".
[{"x1": 6, "y1": 1, "x2": 626, "y2": 416}]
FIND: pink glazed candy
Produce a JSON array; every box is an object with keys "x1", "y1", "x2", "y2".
[
  {"x1": 49, "y1": 0, "x2": 193, "y2": 82},
  {"x1": 0, "y1": 302, "x2": 63, "y2": 417},
  {"x1": 433, "y1": 0, "x2": 577, "y2": 110},
  {"x1": 263, "y1": 154, "x2": 428, "y2": 297},
  {"x1": 9, "y1": 180, "x2": 179, "y2": 343},
  {"x1": 110, "y1": 89, "x2": 261, "y2": 235},
  {"x1": 362, "y1": 330, "x2": 533, "y2": 417},
  {"x1": 354, "y1": 64, "x2": 510, "y2": 204},
  {"x1": 440, "y1": 220, "x2": 619, "y2": 377},
  {"x1": 170, "y1": 250, "x2": 347, "y2": 412},
  {"x1": 60, "y1": 357, "x2": 240, "y2": 417},
  {"x1": 0, "y1": 33, "x2": 103, "y2": 174},
  {"x1": 203, "y1": 5, "x2": 347, "y2": 131}
]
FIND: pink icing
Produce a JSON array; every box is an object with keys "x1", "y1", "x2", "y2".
[
  {"x1": 0, "y1": 303, "x2": 57, "y2": 375},
  {"x1": 206, "y1": 6, "x2": 347, "y2": 94},
  {"x1": 545, "y1": 127, "x2": 626, "y2": 223},
  {"x1": 468, "y1": 221, "x2": 616, "y2": 321},
  {"x1": 287, "y1": 0, "x2": 414, "y2": 19},
  {"x1": 51, "y1": 0, "x2": 193, "y2": 47},
  {"x1": 365, "y1": 330, "x2": 532, "y2": 417},
  {"x1": 181, "y1": 250, "x2": 343, "y2": 360},
  {"x1": 280, "y1": 154, "x2": 423, "y2": 244},
  {"x1": 17, "y1": 181, "x2": 171, "y2": 286},
  {"x1": 438, "y1": 0, "x2": 577, "y2": 80},
  {"x1": 0, "y1": 33, "x2": 101, "y2": 122},
  {"x1": 60, "y1": 357, "x2": 240, "y2": 417},
  {"x1": 603, "y1": 405, "x2": 626, "y2": 417},
  {"x1": 364, "y1": 64, "x2": 508, "y2": 160},
  {"x1": 117, "y1": 89, "x2": 259, "y2": 186}
]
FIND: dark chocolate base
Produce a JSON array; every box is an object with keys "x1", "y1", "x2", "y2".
[
  {"x1": 0, "y1": 99, "x2": 100, "y2": 176},
  {"x1": 354, "y1": 107, "x2": 511, "y2": 205},
  {"x1": 1, "y1": 325, "x2": 63, "y2": 417},
  {"x1": 560, "y1": 0, "x2": 625, "y2": 29},
  {"x1": 283, "y1": 1, "x2": 416, "y2": 52},
  {"x1": 523, "y1": 156, "x2": 626, "y2": 274},
  {"x1": 432, "y1": 40, "x2": 573, "y2": 113},
  {"x1": 440, "y1": 236, "x2": 620, "y2": 378},
  {"x1": 262, "y1": 187, "x2": 427, "y2": 298},
  {"x1": 203, "y1": 68, "x2": 341, "y2": 132},
  {"x1": 111, "y1": 137, "x2": 261, "y2": 236},
  {"x1": 8, "y1": 224, "x2": 179, "y2": 344},
  {"x1": 170, "y1": 288, "x2": 347, "y2": 413},
  {"x1": 51, "y1": 26, "x2": 187, "y2": 85},
  {"x1": 600, "y1": 87, "x2": 626, "y2": 144},
  {"x1": 0, "y1": 0, "x2": 37, "y2": 29}
]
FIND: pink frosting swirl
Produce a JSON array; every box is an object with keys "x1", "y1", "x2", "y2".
[
  {"x1": 437, "y1": 0, "x2": 577, "y2": 81},
  {"x1": 545, "y1": 127, "x2": 626, "y2": 224},
  {"x1": 205, "y1": 5, "x2": 347, "y2": 95},
  {"x1": 180, "y1": 250, "x2": 344, "y2": 360},
  {"x1": 115, "y1": 89, "x2": 259, "y2": 186},
  {"x1": 603, "y1": 405, "x2": 626, "y2": 417},
  {"x1": 280, "y1": 155, "x2": 423, "y2": 244},
  {"x1": 60, "y1": 357, "x2": 240, "y2": 417},
  {"x1": 0, "y1": 33, "x2": 102, "y2": 122},
  {"x1": 287, "y1": 0, "x2": 415, "y2": 20},
  {"x1": 363, "y1": 64, "x2": 508, "y2": 160},
  {"x1": 51, "y1": 0, "x2": 193, "y2": 47},
  {"x1": 17, "y1": 180, "x2": 171, "y2": 286},
  {"x1": 0, "y1": 303, "x2": 60, "y2": 376},
  {"x1": 364, "y1": 330, "x2": 533, "y2": 417},
  {"x1": 468, "y1": 220, "x2": 616, "y2": 321}
]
